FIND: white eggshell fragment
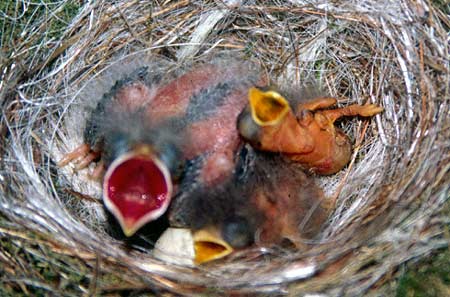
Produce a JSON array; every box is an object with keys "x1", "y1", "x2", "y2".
[{"x1": 153, "y1": 228, "x2": 195, "y2": 266}]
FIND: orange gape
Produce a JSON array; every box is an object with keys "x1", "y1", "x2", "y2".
[{"x1": 238, "y1": 87, "x2": 383, "y2": 175}]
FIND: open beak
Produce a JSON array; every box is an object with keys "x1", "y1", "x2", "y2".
[
  {"x1": 240, "y1": 87, "x2": 313, "y2": 154},
  {"x1": 193, "y1": 227, "x2": 234, "y2": 264},
  {"x1": 103, "y1": 147, "x2": 172, "y2": 237},
  {"x1": 248, "y1": 87, "x2": 290, "y2": 126}
]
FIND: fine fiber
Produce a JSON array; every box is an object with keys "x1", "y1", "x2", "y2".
[{"x1": 1, "y1": 1, "x2": 449, "y2": 295}]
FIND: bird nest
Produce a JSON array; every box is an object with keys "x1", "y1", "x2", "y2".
[{"x1": 1, "y1": 0, "x2": 449, "y2": 295}]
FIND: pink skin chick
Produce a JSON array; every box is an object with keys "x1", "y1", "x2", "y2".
[{"x1": 61, "y1": 59, "x2": 266, "y2": 235}]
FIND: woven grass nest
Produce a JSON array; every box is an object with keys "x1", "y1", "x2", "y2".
[{"x1": 1, "y1": 1, "x2": 449, "y2": 296}]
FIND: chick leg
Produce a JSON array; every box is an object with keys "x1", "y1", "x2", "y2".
[
  {"x1": 90, "y1": 160, "x2": 105, "y2": 181},
  {"x1": 75, "y1": 150, "x2": 101, "y2": 170},
  {"x1": 296, "y1": 97, "x2": 337, "y2": 112},
  {"x1": 58, "y1": 143, "x2": 102, "y2": 175},
  {"x1": 58, "y1": 144, "x2": 90, "y2": 166},
  {"x1": 321, "y1": 104, "x2": 384, "y2": 124}
]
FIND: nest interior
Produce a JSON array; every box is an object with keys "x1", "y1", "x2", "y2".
[{"x1": 1, "y1": 0, "x2": 449, "y2": 296}]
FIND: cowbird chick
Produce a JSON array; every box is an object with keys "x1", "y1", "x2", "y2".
[
  {"x1": 238, "y1": 87, "x2": 383, "y2": 175},
  {"x1": 59, "y1": 65, "x2": 182, "y2": 236},
  {"x1": 60, "y1": 58, "x2": 265, "y2": 236},
  {"x1": 148, "y1": 61, "x2": 266, "y2": 227},
  {"x1": 170, "y1": 146, "x2": 329, "y2": 264},
  {"x1": 99, "y1": 116, "x2": 182, "y2": 237}
]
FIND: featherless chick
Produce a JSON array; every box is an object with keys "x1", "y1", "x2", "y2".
[
  {"x1": 238, "y1": 86, "x2": 383, "y2": 175},
  {"x1": 59, "y1": 57, "x2": 265, "y2": 236},
  {"x1": 169, "y1": 146, "x2": 329, "y2": 264}
]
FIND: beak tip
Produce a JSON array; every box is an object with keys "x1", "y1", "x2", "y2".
[
  {"x1": 122, "y1": 226, "x2": 136, "y2": 237},
  {"x1": 117, "y1": 217, "x2": 139, "y2": 237},
  {"x1": 193, "y1": 227, "x2": 234, "y2": 264}
]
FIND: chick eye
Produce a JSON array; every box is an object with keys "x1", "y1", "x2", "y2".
[
  {"x1": 104, "y1": 131, "x2": 130, "y2": 164},
  {"x1": 221, "y1": 216, "x2": 253, "y2": 248},
  {"x1": 157, "y1": 142, "x2": 183, "y2": 178},
  {"x1": 237, "y1": 107, "x2": 261, "y2": 143}
]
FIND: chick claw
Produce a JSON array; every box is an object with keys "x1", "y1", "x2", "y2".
[
  {"x1": 58, "y1": 143, "x2": 103, "y2": 179},
  {"x1": 75, "y1": 150, "x2": 101, "y2": 170},
  {"x1": 58, "y1": 143, "x2": 91, "y2": 167}
]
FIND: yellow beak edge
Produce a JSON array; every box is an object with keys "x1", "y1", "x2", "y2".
[
  {"x1": 193, "y1": 227, "x2": 234, "y2": 264},
  {"x1": 248, "y1": 87, "x2": 291, "y2": 126}
]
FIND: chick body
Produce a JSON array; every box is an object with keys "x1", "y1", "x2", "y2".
[
  {"x1": 65, "y1": 57, "x2": 265, "y2": 236},
  {"x1": 237, "y1": 87, "x2": 383, "y2": 175},
  {"x1": 170, "y1": 145, "x2": 329, "y2": 256},
  {"x1": 85, "y1": 59, "x2": 264, "y2": 183}
]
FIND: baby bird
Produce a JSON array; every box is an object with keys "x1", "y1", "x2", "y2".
[
  {"x1": 59, "y1": 58, "x2": 264, "y2": 236},
  {"x1": 238, "y1": 87, "x2": 383, "y2": 175},
  {"x1": 169, "y1": 146, "x2": 329, "y2": 264}
]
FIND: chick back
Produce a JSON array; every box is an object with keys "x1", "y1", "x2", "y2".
[
  {"x1": 82, "y1": 56, "x2": 268, "y2": 205},
  {"x1": 170, "y1": 146, "x2": 329, "y2": 248}
]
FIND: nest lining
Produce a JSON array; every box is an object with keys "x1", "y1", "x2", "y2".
[{"x1": 1, "y1": 0, "x2": 449, "y2": 295}]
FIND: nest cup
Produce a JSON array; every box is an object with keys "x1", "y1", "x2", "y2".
[{"x1": 1, "y1": 1, "x2": 449, "y2": 295}]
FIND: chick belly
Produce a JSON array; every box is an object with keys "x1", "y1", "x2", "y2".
[
  {"x1": 183, "y1": 128, "x2": 240, "y2": 186},
  {"x1": 286, "y1": 127, "x2": 352, "y2": 175},
  {"x1": 258, "y1": 112, "x2": 315, "y2": 154},
  {"x1": 165, "y1": 87, "x2": 251, "y2": 228},
  {"x1": 183, "y1": 118, "x2": 243, "y2": 186},
  {"x1": 253, "y1": 174, "x2": 327, "y2": 246},
  {"x1": 180, "y1": 86, "x2": 249, "y2": 185}
]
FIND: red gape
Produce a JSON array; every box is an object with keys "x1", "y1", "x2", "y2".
[
  {"x1": 60, "y1": 59, "x2": 267, "y2": 237},
  {"x1": 103, "y1": 153, "x2": 172, "y2": 237},
  {"x1": 107, "y1": 158, "x2": 167, "y2": 218}
]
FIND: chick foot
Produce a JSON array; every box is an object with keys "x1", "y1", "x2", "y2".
[
  {"x1": 58, "y1": 143, "x2": 103, "y2": 174},
  {"x1": 238, "y1": 87, "x2": 384, "y2": 175}
]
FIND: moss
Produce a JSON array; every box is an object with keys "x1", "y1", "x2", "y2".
[
  {"x1": 0, "y1": 220, "x2": 90, "y2": 295},
  {"x1": 432, "y1": 0, "x2": 449, "y2": 15},
  {"x1": 396, "y1": 249, "x2": 450, "y2": 297},
  {"x1": 47, "y1": 1, "x2": 81, "y2": 37},
  {"x1": 0, "y1": 0, "x2": 81, "y2": 60}
]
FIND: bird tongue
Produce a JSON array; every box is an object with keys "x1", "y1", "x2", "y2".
[{"x1": 103, "y1": 154, "x2": 172, "y2": 236}]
